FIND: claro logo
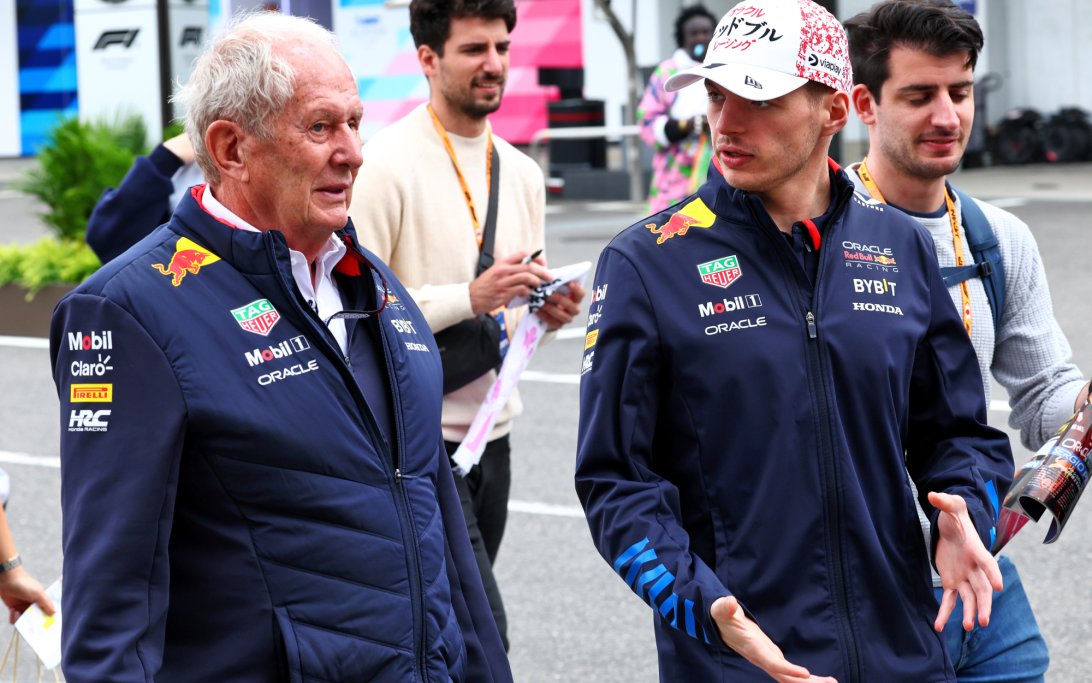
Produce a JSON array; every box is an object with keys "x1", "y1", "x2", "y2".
[{"x1": 94, "y1": 29, "x2": 140, "y2": 50}]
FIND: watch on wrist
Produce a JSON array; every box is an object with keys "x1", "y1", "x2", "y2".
[{"x1": 0, "y1": 555, "x2": 21, "y2": 573}]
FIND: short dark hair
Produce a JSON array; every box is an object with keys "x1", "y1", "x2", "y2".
[
  {"x1": 673, "y1": 4, "x2": 717, "y2": 49},
  {"x1": 844, "y1": 0, "x2": 983, "y2": 101},
  {"x1": 803, "y1": 80, "x2": 835, "y2": 104},
  {"x1": 410, "y1": 0, "x2": 517, "y2": 55}
]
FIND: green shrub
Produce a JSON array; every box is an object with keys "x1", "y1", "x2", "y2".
[
  {"x1": 162, "y1": 120, "x2": 185, "y2": 141},
  {"x1": 14, "y1": 113, "x2": 148, "y2": 242},
  {"x1": 2, "y1": 113, "x2": 143, "y2": 292},
  {"x1": 0, "y1": 239, "x2": 100, "y2": 298}
]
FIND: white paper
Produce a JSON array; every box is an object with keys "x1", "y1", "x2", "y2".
[
  {"x1": 505, "y1": 261, "x2": 593, "y2": 312},
  {"x1": 14, "y1": 576, "x2": 62, "y2": 670},
  {"x1": 452, "y1": 261, "x2": 592, "y2": 475}
]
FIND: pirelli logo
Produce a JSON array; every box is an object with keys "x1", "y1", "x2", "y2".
[
  {"x1": 70, "y1": 383, "x2": 113, "y2": 403},
  {"x1": 585, "y1": 329, "x2": 599, "y2": 350}
]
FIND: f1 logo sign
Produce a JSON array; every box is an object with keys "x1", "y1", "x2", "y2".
[
  {"x1": 180, "y1": 27, "x2": 202, "y2": 47},
  {"x1": 93, "y1": 29, "x2": 140, "y2": 50}
]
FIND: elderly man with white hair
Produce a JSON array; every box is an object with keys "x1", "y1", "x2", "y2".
[{"x1": 50, "y1": 12, "x2": 511, "y2": 683}]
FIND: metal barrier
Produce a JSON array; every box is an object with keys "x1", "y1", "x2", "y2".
[{"x1": 528, "y1": 125, "x2": 641, "y2": 188}]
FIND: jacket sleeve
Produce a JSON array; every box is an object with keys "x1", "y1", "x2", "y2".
[
  {"x1": 51, "y1": 293, "x2": 186, "y2": 682},
  {"x1": 86, "y1": 145, "x2": 182, "y2": 263},
  {"x1": 904, "y1": 244, "x2": 1014, "y2": 555},
  {"x1": 986, "y1": 208, "x2": 1085, "y2": 450},
  {"x1": 575, "y1": 247, "x2": 728, "y2": 648},
  {"x1": 436, "y1": 439, "x2": 513, "y2": 683}
]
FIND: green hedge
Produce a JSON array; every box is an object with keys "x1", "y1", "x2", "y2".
[
  {"x1": 0, "y1": 238, "x2": 101, "y2": 297},
  {"x1": 4, "y1": 113, "x2": 149, "y2": 292}
]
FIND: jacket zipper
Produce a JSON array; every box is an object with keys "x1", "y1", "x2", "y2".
[
  {"x1": 744, "y1": 195, "x2": 862, "y2": 682},
  {"x1": 267, "y1": 238, "x2": 428, "y2": 681},
  {"x1": 799, "y1": 211, "x2": 863, "y2": 683},
  {"x1": 802, "y1": 308, "x2": 861, "y2": 683},
  {"x1": 379, "y1": 321, "x2": 428, "y2": 682}
]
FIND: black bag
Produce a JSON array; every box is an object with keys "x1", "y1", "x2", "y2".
[
  {"x1": 434, "y1": 143, "x2": 503, "y2": 395},
  {"x1": 435, "y1": 314, "x2": 502, "y2": 394}
]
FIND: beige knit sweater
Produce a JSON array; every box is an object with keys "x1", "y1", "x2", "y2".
[{"x1": 349, "y1": 104, "x2": 546, "y2": 443}]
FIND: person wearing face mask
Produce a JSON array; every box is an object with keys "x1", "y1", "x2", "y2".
[{"x1": 638, "y1": 4, "x2": 717, "y2": 214}]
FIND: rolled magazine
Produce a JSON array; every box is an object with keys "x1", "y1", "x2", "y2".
[{"x1": 993, "y1": 392, "x2": 1092, "y2": 553}]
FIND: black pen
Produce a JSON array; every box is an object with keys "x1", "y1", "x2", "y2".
[{"x1": 521, "y1": 249, "x2": 543, "y2": 265}]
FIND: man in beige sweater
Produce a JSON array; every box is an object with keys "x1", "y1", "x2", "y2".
[{"x1": 348, "y1": 0, "x2": 584, "y2": 650}]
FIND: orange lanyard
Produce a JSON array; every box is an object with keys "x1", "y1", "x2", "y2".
[
  {"x1": 427, "y1": 104, "x2": 493, "y2": 247},
  {"x1": 857, "y1": 158, "x2": 973, "y2": 336}
]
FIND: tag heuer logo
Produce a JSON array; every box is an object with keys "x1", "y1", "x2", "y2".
[
  {"x1": 698, "y1": 256, "x2": 742, "y2": 289},
  {"x1": 232, "y1": 299, "x2": 281, "y2": 336}
]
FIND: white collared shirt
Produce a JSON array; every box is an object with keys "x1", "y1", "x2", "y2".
[{"x1": 201, "y1": 188, "x2": 349, "y2": 353}]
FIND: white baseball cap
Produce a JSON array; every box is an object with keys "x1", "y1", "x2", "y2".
[{"x1": 664, "y1": 0, "x2": 853, "y2": 101}]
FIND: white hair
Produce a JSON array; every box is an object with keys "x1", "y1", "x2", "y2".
[{"x1": 173, "y1": 12, "x2": 342, "y2": 185}]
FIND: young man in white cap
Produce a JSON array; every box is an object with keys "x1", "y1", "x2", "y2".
[{"x1": 575, "y1": 0, "x2": 1013, "y2": 680}]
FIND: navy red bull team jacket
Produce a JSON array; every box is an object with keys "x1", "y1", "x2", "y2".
[
  {"x1": 51, "y1": 189, "x2": 511, "y2": 683},
  {"x1": 575, "y1": 166, "x2": 1013, "y2": 682}
]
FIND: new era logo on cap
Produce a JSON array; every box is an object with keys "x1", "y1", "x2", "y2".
[{"x1": 663, "y1": 0, "x2": 853, "y2": 101}]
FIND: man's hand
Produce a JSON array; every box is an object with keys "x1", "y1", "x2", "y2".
[
  {"x1": 162, "y1": 132, "x2": 196, "y2": 165},
  {"x1": 711, "y1": 596, "x2": 837, "y2": 683},
  {"x1": 928, "y1": 491, "x2": 1003, "y2": 632},
  {"x1": 536, "y1": 281, "x2": 585, "y2": 331},
  {"x1": 0, "y1": 565, "x2": 55, "y2": 624},
  {"x1": 470, "y1": 252, "x2": 552, "y2": 315}
]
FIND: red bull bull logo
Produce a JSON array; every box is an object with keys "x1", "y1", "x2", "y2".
[
  {"x1": 645, "y1": 198, "x2": 716, "y2": 245},
  {"x1": 152, "y1": 237, "x2": 221, "y2": 286}
]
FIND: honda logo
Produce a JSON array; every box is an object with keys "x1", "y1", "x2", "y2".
[{"x1": 68, "y1": 409, "x2": 111, "y2": 432}]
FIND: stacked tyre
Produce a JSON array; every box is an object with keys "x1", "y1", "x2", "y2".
[
  {"x1": 1042, "y1": 108, "x2": 1092, "y2": 163},
  {"x1": 994, "y1": 109, "x2": 1045, "y2": 165},
  {"x1": 994, "y1": 107, "x2": 1092, "y2": 165}
]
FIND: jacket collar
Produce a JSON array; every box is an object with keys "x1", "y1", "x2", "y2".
[
  {"x1": 171, "y1": 185, "x2": 370, "y2": 281},
  {"x1": 700, "y1": 156, "x2": 856, "y2": 233}
]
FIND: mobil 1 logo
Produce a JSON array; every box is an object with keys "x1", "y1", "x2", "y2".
[{"x1": 245, "y1": 335, "x2": 311, "y2": 367}]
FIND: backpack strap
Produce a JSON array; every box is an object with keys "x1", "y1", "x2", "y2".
[{"x1": 938, "y1": 185, "x2": 1006, "y2": 330}]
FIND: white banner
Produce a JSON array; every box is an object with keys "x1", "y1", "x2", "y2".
[
  {"x1": 0, "y1": 0, "x2": 19, "y2": 156},
  {"x1": 75, "y1": 2, "x2": 164, "y2": 140},
  {"x1": 167, "y1": 0, "x2": 210, "y2": 122}
]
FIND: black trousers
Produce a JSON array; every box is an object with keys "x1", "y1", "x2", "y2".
[{"x1": 445, "y1": 435, "x2": 511, "y2": 650}]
